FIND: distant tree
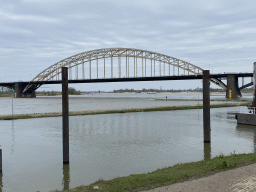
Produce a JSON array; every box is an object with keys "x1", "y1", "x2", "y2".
[
  {"x1": 51, "y1": 91, "x2": 56, "y2": 96},
  {"x1": 68, "y1": 87, "x2": 75, "y2": 95},
  {"x1": 46, "y1": 90, "x2": 56, "y2": 96},
  {"x1": 68, "y1": 87, "x2": 81, "y2": 95}
]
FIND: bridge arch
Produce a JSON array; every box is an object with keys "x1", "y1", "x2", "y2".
[{"x1": 23, "y1": 48, "x2": 226, "y2": 93}]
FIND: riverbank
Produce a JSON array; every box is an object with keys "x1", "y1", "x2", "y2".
[
  {"x1": 0, "y1": 102, "x2": 251, "y2": 120},
  {"x1": 52, "y1": 152, "x2": 256, "y2": 192}
]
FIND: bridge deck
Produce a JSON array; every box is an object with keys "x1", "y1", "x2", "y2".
[{"x1": 0, "y1": 73, "x2": 253, "y2": 87}]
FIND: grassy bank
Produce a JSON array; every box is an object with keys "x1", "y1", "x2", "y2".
[
  {"x1": 0, "y1": 93, "x2": 13, "y2": 97},
  {"x1": 51, "y1": 152, "x2": 256, "y2": 192},
  {"x1": 0, "y1": 102, "x2": 251, "y2": 120}
]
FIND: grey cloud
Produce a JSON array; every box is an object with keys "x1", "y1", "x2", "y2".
[
  {"x1": 0, "y1": 0, "x2": 256, "y2": 90},
  {"x1": 0, "y1": 10, "x2": 60, "y2": 23}
]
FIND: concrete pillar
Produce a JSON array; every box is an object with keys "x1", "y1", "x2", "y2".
[
  {"x1": 62, "y1": 67, "x2": 69, "y2": 164},
  {"x1": 15, "y1": 82, "x2": 36, "y2": 98},
  {"x1": 226, "y1": 75, "x2": 241, "y2": 99},
  {"x1": 203, "y1": 70, "x2": 211, "y2": 143},
  {"x1": 15, "y1": 83, "x2": 23, "y2": 98}
]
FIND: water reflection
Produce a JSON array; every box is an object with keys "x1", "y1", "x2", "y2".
[
  {"x1": 1, "y1": 106, "x2": 255, "y2": 192},
  {"x1": 0, "y1": 173, "x2": 2, "y2": 192},
  {"x1": 236, "y1": 124, "x2": 256, "y2": 152},
  {"x1": 11, "y1": 120, "x2": 15, "y2": 154},
  {"x1": 204, "y1": 142, "x2": 211, "y2": 160},
  {"x1": 62, "y1": 163, "x2": 70, "y2": 190}
]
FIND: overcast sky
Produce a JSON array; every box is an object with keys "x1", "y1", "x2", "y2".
[{"x1": 1, "y1": 0, "x2": 255, "y2": 91}]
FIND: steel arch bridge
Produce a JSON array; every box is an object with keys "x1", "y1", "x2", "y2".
[{"x1": 23, "y1": 48, "x2": 226, "y2": 93}]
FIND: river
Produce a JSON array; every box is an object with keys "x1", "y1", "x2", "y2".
[{"x1": 0, "y1": 92, "x2": 254, "y2": 191}]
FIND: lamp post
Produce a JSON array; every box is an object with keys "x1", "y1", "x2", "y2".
[{"x1": 11, "y1": 88, "x2": 14, "y2": 115}]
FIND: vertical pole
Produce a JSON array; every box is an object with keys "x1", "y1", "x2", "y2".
[
  {"x1": 159, "y1": 61, "x2": 161, "y2": 76},
  {"x1": 0, "y1": 147, "x2": 2, "y2": 173},
  {"x1": 12, "y1": 90, "x2": 14, "y2": 115},
  {"x1": 89, "y1": 59, "x2": 91, "y2": 79},
  {"x1": 62, "y1": 164, "x2": 70, "y2": 190},
  {"x1": 75, "y1": 65, "x2": 77, "y2": 80},
  {"x1": 151, "y1": 56, "x2": 152, "y2": 77},
  {"x1": 204, "y1": 142, "x2": 211, "y2": 160},
  {"x1": 134, "y1": 57, "x2": 135, "y2": 77},
  {"x1": 159, "y1": 61, "x2": 160, "y2": 76},
  {"x1": 82, "y1": 59, "x2": 85, "y2": 79},
  {"x1": 97, "y1": 58, "x2": 98, "y2": 79},
  {"x1": 118, "y1": 56, "x2": 121, "y2": 78},
  {"x1": 178, "y1": 62, "x2": 179, "y2": 76},
  {"x1": 136, "y1": 57, "x2": 138, "y2": 77},
  {"x1": 154, "y1": 59, "x2": 155, "y2": 76},
  {"x1": 163, "y1": 63, "x2": 165, "y2": 76},
  {"x1": 128, "y1": 56, "x2": 129, "y2": 78},
  {"x1": 126, "y1": 55, "x2": 127, "y2": 78},
  {"x1": 0, "y1": 166, "x2": 2, "y2": 189},
  {"x1": 253, "y1": 62, "x2": 256, "y2": 107},
  {"x1": 62, "y1": 67, "x2": 69, "y2": 164},
  {"x1": 76, "y1": 65, "x2": 78, "y2": 79},
  {"x1": 111, "y1": 57, "x2": 113, "y2": 78},
  {"x1": 104, "y1": 57, "x2": 105, "y2": 79},
  {"x1": 198, "y1": 87, "x2": 199, "y2": 105},
  {"x1": 142, "y1": 55, "x2": 143, "y2": 77},
  {"x1": 145, "y1": 58, "x2": 146, "y2": 77},
  {"x1": 203, "y1": 70, "x2": 211, "y2": 143}
]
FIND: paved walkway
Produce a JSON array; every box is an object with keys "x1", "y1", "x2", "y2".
[{"x1": 142, "y1": 163, "x2": 256, "y2": 192}]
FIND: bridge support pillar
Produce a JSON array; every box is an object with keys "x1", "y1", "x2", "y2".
[
  {"x1": 226, "y1": 75, "x2": 241, "y2": 99},
  {"x1": 15, "y1": 83, "x2": 36, "y2": 98}
]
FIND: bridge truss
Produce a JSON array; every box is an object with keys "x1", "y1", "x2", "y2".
[{"x1": 23, "y1": 48, "x2": 226, "y2": 93}]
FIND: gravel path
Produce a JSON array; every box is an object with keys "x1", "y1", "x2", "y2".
[{"x1": 142, "y1": 163, "x2": 256, "y2": 192}]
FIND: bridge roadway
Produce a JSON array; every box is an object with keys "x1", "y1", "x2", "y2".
[
  {"x1": 0, "y1": 73, "x2": 253, "y2": 98},
  {"x1": 0, "y1": 73, "x2": 253, "y2": 87}
]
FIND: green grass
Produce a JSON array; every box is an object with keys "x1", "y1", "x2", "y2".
[
  {"x1": 49, "y1": 152, "x2": 256, "y2": 192},
  {"x1": 0, "y1": 102, "x2": 251, "y2": 120},
  {"x1": 0, "y1": 93, "x2": 12, "y2": 97}
]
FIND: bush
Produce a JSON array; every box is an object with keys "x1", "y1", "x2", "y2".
[{"x1": 68, "y1": 87, "x2": 81, "y2": 95}]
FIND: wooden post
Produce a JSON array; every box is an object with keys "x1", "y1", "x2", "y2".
[
  {"x1": 203, "y1": 70, "x2": 211, "y2": 142},
  {"x1": 62, "y1": 164, "x2": 70, "y2": 190},
  {"x1": 204, "y1": 142, "x2": 211, "y2": 160},
  {"x1": 62, "y1": 67, "x2": 69, "y2": 164},
  {"x1": 0, "y1": 148, "x2": 2, "y2": 173}
]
